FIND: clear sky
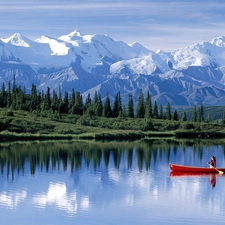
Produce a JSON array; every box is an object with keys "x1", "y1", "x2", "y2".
[{"x1": 1, "y1": 0, "x2": 225, "y2": 52}]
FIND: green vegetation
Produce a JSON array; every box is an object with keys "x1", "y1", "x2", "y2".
[{"x1": 1, "y1": 77, "x2": 225, "y2": 141}]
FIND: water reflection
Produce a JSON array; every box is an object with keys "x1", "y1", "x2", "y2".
[
  {"x1": 1, "y1": 139, "x2": 225, "y2": 224},
  {"x1": 0, "y1": 189, "x2": 27, "y2": 209},
  {"x1": 33, "y1": 182, "x2": 78, "y2": 215},
  {"x1": 170, "y1": 172, "x2": 218, "y2": 188},
  {"x1": 1, "y1": 139, "x2": 225, "y2": 178}
]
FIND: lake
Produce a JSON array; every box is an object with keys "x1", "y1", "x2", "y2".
[{"x1": 0, "y1": 139, "x2": 225, "y2": 225}]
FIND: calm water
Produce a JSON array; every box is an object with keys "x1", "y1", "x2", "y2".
[{"x1": 1, "y1": 139, "x2": 225, "y2": 225}]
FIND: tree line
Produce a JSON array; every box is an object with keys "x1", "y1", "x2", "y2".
[{"x1": 0, "y1": 77, "x2": 217, "y2": 123}]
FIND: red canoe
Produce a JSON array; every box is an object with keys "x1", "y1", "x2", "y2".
[{"x1": 170, "y1": 163, "x2": 225, "y2": 173}]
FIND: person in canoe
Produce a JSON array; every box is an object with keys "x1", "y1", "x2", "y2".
[{"x1": 208, "y1": 156, "x2": 216, "y2": 168}]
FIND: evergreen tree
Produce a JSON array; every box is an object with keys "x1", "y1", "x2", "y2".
[
  {"x1": 57, "y1": 86, "x2": 63, "y2": 113},
  {"x1": 112, "y1": 91, "x2": 122, "y2": 118},
  {"x1": 68, "y1": 88, "x2": 75, "y2": 113},
  {"x1": 206, "y1": 114, "x2": 211, "y2": 123},
  {"x1": 51, "y1": 89, "x2": 58, "y2": 112},
  {"x1": 61, "y1": 91, "x2": 69, "y2": 114},
  {"x1": 0, "y1": 82, "x2": 7, "y2": 108},
  {"x1": 7, "y1": 81, "x2": 12, "y2": 108},
  {"x1": 85, "y1": 93, "x2": 92, "y2": 111},
  {"x1": 173, "y1": 109, "x2": 178, "y2": 121},
  {"x1": 153, "y1": 101, "x2": 158, "y2": 119},
  {"x1": 71, "y1": 91, "x2": 83, "y2": 115},
  {"x1": 166, "y1": 102, "x2": 172, "y2": 120},
  {"x1": 127, "y1": 94, "x2": 134, "y2": 118},
  {"x1": 103, "y1": 93, "x2": 112, "y2": 117},
  {"x1": 222, "y1": 111, "x2": 225, "y2": 125},
  {"x1": 192, "y1": 105, "x2": 197, "y2": 122},
  {"x1": 41, "y1": 87, "x2": 51, "y2": 111},
  {"x1": 30, "y1": 84, "x2": 38, "y2": 111},
  {"x1": 198, "y1": 104, "x2": 204, "y2": 122},
  {"x1": 159, "y1": 104, "x2": 163, "y2": 119},
  {"x1": 144, "y1": 91, "x2": 152, "y2": 118},
  {"x1": 181, "y1": 112, "x2": 187, "y2": 121},
  {"x1": 96, "y1": 94, "x2": 103, "y2": 116},
  {"x1": 136, "y1": 89, "x2": 145, "y2": 118}
]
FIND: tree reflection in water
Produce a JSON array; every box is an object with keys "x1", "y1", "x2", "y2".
[{"x1": 0, "y1": 139, "x2": 225, "y2": 181}]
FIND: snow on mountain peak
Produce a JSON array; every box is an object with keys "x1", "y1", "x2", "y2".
[
  {"x1": 58, "y1": 29, "x2": 83, "y2": 44},
  {"x1": 129, "y1": 42, "x2": 152, "y2": 55},
  {"x1": 210, "y1": 35, "x2": 225, "y2": 47},
  {"x1": 35, "y1": 35, "x2": 70, "y2": 56},
  {"x1": 1, "y1": 33, "x2": 30, "y2": 47}
]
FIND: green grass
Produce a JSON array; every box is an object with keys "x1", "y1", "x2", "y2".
[{"x1": 1, "y1": 108, "x2": 225, "y2": 141}]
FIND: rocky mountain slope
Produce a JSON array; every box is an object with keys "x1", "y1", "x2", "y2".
[{"x1": 1, "y1": 29, "x2": 225, "y2": 106}]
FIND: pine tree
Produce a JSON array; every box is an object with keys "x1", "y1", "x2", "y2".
[
  {"x1": 198, "y1": 104, "x2": 204, "y2": 122},
  {"x1": 153, "y1": 101, "x2": 158, "y2": 119},
  {"x1": 103, "y1": 93, "x2": 112, "y2": 117},
  {"x1": 166, "y1": 102, "x2": 172, "y2": 120},
  {"x1": 96, "y1": 94, "x2": 103, "y2": 116},
  {"x1": 30, "y1": 84, "x2": 38, "y2": 111},
  {"x1": 71, "y1": 91, "x2": 83, "y2": 115},
  {"x1": 222, "y1": 111, "x2": 225, "y2": 125},
  {"x1": 173, "y1": 109, "x2": 178, "y2": 121},
  {"x1": 181, "y1": 112, "x2": 187, "y2": 121},
  {"x1": 192, "y1": 105, "x2": 197, "y2": 122},
  {"x1": 7, "y1": 81, "x2": 11, "y2": 108},
  {"x1": 68, "y1": 88, "x2": 75, "y2": 113},
  {"x1": 159, "y1": 104, "x2": 163, "y2": 119},
  {"x1": 51, "y1": 89, "x2": 58, "y2": 112},
  {"x1": 206, "y1": 114, "x2": 211, "y2": 123},
  {"x1": 136, "y1": 89, "x2": 145, "y2": 118},
  {"x1": 112, "y1": 91, "x2": 122, "y2": 118},
  {"x1": 127, "y1": 94, "x2": 134, "y2": 118},
  {"x1": 41, "y1": 87, "x2": 51, "y2": 111},
  {"x1": 61, "y1": 91, "x2": 69, "y2": 114},
  {"x1": 0, "y1": 82, "x2": 7, "y2": 108},
  {"x1": 144, "y1": 91, "x2": 152, "y2": 118}
]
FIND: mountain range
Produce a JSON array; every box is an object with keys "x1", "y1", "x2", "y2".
[{"x1": 1, "y1": 29, "x2": 225, "y2": 107}]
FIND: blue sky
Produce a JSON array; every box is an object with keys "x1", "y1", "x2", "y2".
[{"x1": 1, "y1": 0, "x2": 225, "y2": 51}]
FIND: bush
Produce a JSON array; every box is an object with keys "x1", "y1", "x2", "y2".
[{"x1": 141, "y1": 119, "x2": 154, "y2": 131}]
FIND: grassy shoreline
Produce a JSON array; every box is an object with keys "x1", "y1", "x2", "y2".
[{"x1": 1, "y1": 109, "x2": 225, "y2": 141}]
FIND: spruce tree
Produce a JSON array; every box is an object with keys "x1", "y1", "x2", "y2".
[
  {"x1": 173, "y1": 109, "x2": 178, "y2": 121},
  {"x1": 166, "y1": 102, "x2": 172, "y2": 120},
  {"x1": 153, "y1": 101, "x2": 158, "y2": 119},
  {"x1": 136, "y1": 89, "x2": 145, "y2": 118},
  {"x1": 181, "y1": 112, "x2": 187, "y2": 121},
  {"x1": 198, "y1": 104, "x2": 204, "y2": 122},
  {"x1": 103, "y1": 93, "x2": 112, "y2": 117},
  {"x1": 96, "y1": 94, "x2": 103, "y2": 116},
  {"x1": 112, "y1": 91, "x2": 122, "y2": 118},
  {"x1": 61, "y1": 91, "x2": 69, "y2": 114},
  {"x1": 159, "y1": 104, "x2": 163, "y2": 119},
  {"x1": 7, "y1": 81, "x2": 11, "y2": 108},
  {"x1": 51, "y1": 89, "x2": 58, "y2": 112},
  {"x1": 127, "y1": 94, "x2": 134, "y2": 118},
  {"x1": 0, "y1": 82, "x2": 7, "y2": 108},
  {"x1": 192, "y1": 105, "x2": 197, "y2": 122},
  {"x1": 145, "y1": 91, "x2": 152, "y2": 118},
  {"x1": 30, "y1": 84, "x2": 38, "y2": 111},
  {"x1": 71, "y1": 91, "x2": 83, "y2": 115},
  {"x1": 68, "y1": 88, "x2": 75, "y2": 113},
  {"x1": 41, "y1": 87, "x2": 51, "y2": 111}
]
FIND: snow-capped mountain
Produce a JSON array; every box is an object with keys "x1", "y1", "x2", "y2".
[{"x1": 1, "y1": 29, "x2": 225, "y2": 106}]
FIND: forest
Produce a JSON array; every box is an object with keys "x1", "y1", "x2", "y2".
[{"x1": 1, "y1": 76, "x2": 225, "y2": 140}]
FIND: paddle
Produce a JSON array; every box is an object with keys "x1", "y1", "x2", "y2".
[{"x1": 211, "y1": 165, "x2": 224, "y2": 174}]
